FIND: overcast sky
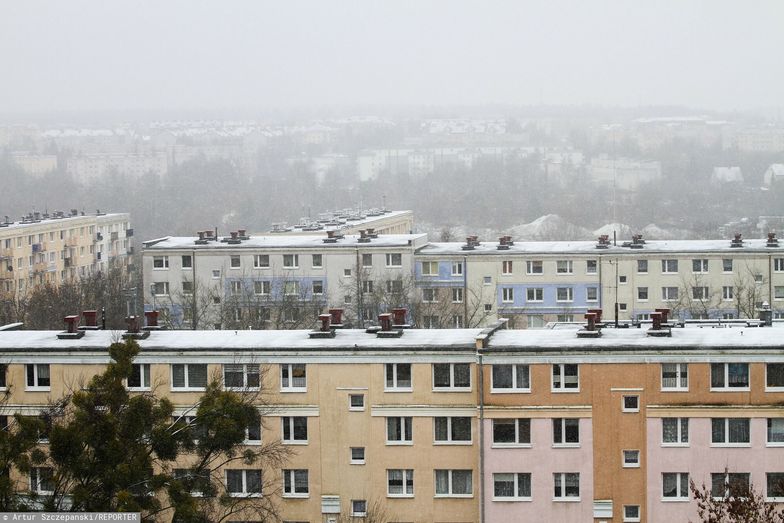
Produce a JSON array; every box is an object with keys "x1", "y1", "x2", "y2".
[{"x1": 1, "y1": 0, "x2": 782, "y2": 115}]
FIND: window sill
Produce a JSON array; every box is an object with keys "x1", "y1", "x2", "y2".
[
  {"x1": 710, "y1": 388, "x2": 750, "y2": 392},
  {"x1": 433, "y1": 441, "x2": 472, "y2": 446},
  {"x1": 622, "y1": 464, "x2": 640, "y2": 468},
  {"x1": 350, "y1": 461, "x2": 366, "y2": 465},
  {"x1": 552, "y1": 444, "x2": 581, "y2": 449},
  {"x1": 282, "y1": 440, "x2": 309, "y2": 445},
  {"x1": 432, "y1": 387, "x2": 472, "y2": 393},
  {"x1": 170, "y1": 388, "x2": 207, "y2": 392},
  {"x1": 661, "y1": 443, "x2": 690, "y2": 448},
  {"x1": 551, "y1": 388, "x2": 580, "y2": 393},
  {"x1": 229, "y1": 492, "x2": 262, "y2": 498},
  {"x1": 348, "y1": 407, "x2": 365, "y2": 412},
  {"x1": 384, "y1": 388, "x2": 413, "y2": 393},
  {"x1": 661, "y1": 388, "x2": 689, "y2": 392},
  {"x1": 280, "y1": 388, "x2": 308, "y2": 393},
  {"x1": 387, "y1": 494, "x2": 414, "y2": 499},
  {"x1": 242, "y1": 440, "x2": 262, "y2": 446},
  {"x1": 25, "y1": 387, "x2": 51, "y2": 392},
  {"x1": 492, "y1": 443, "x2": 532, "y2": 449},
  {"x1": 127, "y1": 387, "x2": 151, "y2": 392},
  {"x1": 661, "y1": 498, "x2": 689, "y2": 502},
  {"x1": 225, "y1": 387, "x2": 261, "y2": 392},
  {"x1": 710, "y1": 443, "x2": 751, "y2": 448},
  {"x1": 282, "y1": 493, "x2": 309, "y2": 499},
  {"x1": 766, "y1": 442, "x2": 784, "y2": 447},
  {"x1": 434, "y1": 494, "x2": 473, "y2": 498},
  {"x1": 386, "y1": 442, "x2": 413, "y2": 446},
  {"x1": 490, "y1": 389, "x2": 531, "y2": 394},
  {"x1": 552, "y1": 497, "x2": 581, "y2": 502},
  {"x1": 493, "y1": 497, "x2": 532, "y2": 502},
  {"x1": 622, "y1": 410, "x2": 640, "y2": 414}
]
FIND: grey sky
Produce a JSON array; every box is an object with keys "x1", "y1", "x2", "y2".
[{"x1": 1, "y1": 0, "x2": 782, "y2": 114}]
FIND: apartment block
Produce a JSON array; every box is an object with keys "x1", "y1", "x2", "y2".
[
  {"x1": 1, "y1": 317, "x2": 782, "y2": 522},
  {"x1": 0, "y1": 211, "x2": 132, "y2": 298}
]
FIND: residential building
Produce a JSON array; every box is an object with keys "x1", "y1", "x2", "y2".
[
  {"x1": 0, "y1": 210, "x2": 132, "y2": 299},
  {"x1": 588, "y1": 156, "x2": 662, "y2": 192},
  {"x1": 267, "y1": 209, "x2": 413, "y2": 236},
  {"x1": 1, "y1": 317, "x2": 783, "y2": 522}
]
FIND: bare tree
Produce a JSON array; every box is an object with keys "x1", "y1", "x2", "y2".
[{"x1": 689, "y1": 472, "x2": 784, "y2": 522}]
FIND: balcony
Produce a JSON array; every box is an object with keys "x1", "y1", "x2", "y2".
[
  {"x1": 66, "y1": 237, "x2": 79, "y2": 247},
  {"x1": 33, "y1": 262, "x2": 48, "y2": 273}
]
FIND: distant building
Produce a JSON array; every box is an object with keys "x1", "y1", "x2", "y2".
[
  {"x1": 763, "y1": 164, "x2": 784, "y2": 186},
  {"x1": 735, "y1": 127, "x2": 784, "y2": 153},
  {"x1": 66, "y1": 152, "x2": 168, "y2": 180},
  {"x1": 711, "y1": 166, "x2": 744, "y2": 184},
  {"x1": 588, "y1": 156, "x2": 662, "y2": 191},
  {"x1": 10, "y1": 153, "x2": 58, "y2": 175}
]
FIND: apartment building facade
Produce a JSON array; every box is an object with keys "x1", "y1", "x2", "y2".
[
  {"x1": 1, "y1": 320, "x2": 783, "y2": 522},
  {"x1": 0, "y1": 211, "x2": 132, "y2": 298}
]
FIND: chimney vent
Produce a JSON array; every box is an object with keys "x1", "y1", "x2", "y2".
[
  {"x1": 57, "y1": 314, "x2": 85, "y2": 339},
  {"x1": 79, "y1": 310, "x2": 99, "y2": 330},
  {"x1": 144, "y1": 310, "x2": 161, "y2": 330},
  {"x1": 497, "y1": 236, "x2": 510, "y2": 250},
  {"x1": 238, "y1": 229, "x2": 249, "y2": 240},
  {"x1": 392, "y1": 307, "x2": 410, "y2": 328},
  {"x1": 328, "y1": 308, "x2": 344, "y2": 328},
  {"x1": 357, "y1": 229, "x2": 371, "y2": 243},
  {"x1": 309, "y1": 313, "x2": 337, "y2": 338},
  {"x1": 596, "y1": 235, "x2": 611, "y2": 249},
  {"x1": 767, "y1": 232, "x2": 779, "y2": 248},
  {"x1": 377, "y1": 312, "x2": 403, "y2": 338},
  {"x1": 366, "y1": 228, "x2": 378, "y2": 239},
  {"x1": 730, "y1": 233, "x2": 744, "y2": 248},
  {"x1": 122, "y1": 315, "x2": 150, "y2": 339},
  {"x1": 647, "y1": 311, "x2": 671, "y2": 337},
  {"x1": 577, "y1": 312, "x2": 602, "y2": 338},
  {"x1": 587, "y1": 308, "x2": 603, "y2": 324},
  {"x1": 323, "y1": 230, "x2": 338, "y2": 243}
]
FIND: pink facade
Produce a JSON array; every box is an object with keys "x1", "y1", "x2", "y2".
[
  {"x1": 647, "y1": 417, "x2": 784, "y2": 521},
  {"x1": 483, "y1": 417, "x2": 594, "y2": 522}
]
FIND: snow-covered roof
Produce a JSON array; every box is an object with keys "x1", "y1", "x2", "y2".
[
  {"x1": 0, "y1": 213, "x2": 127, "y2": 232},
  {"x1": 143, "y1": 233, "x2": 426, "y2": 251}
]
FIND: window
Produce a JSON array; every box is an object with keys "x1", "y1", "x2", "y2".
[
  {"x1": 386, "y1": 279, "x2": 403, "y2": 293},
  {"x1": 230, "y1": 255, "x2": 241, "y2": 269},
  {"x1": 586, "y1": 287, "x2": 598, "y2": 302},
  {"x1": 345, "y1": 394, "x2": 365, "y2": 412},
  {"x1": 421, "y1": 261, "x2": 438, "y2": 276},
  {"x1": 768, "y1": 363, "x2": 784, "y2": 390},
  {"x1": 254, "y1": 280, "x2": 270, "y2": 295},
  {"x1": 661, "y1": 259, "x2": 678, "y2": 273},
  {"x1": 619, "y1": 275, "x2": 627, "y2": 284},
  {"x1": 128, "y1": 363, "x2": 151, "y2": 390},
  {"x1": 661, "y1": 286, "x2": 678, "y2": 301},
  {"x1": 586, "y1": 259, "x2": 597, "y2": 274},
  {"x1": 637, "y1": 259, "x2": 648, "y2": 273},
  {"x1": 711, "y1": 418, "x2": 750, "y2": 445},
  {"x1": 0, "y1": 364, "x2": 6, "y2": 390},
  {"x1": 557, "y1": 314, "x2": 574, "y2": 322},
  {"x1": 282, "y1": 254, "x2": 298, "y2": 268},
  {"x1": 422, "y1": 288, "x2": 437, "y2": 302},
  {"x1": 385, "y1": 363, "x2": 412, "y2": 390},
  {"x1": 623, "y1": 505, "x2": 641, "y2": 522},
  {"x1": 491, "y1": 364, "x2": 530, "y2": 392},
  {"x1": 556, "y1": 287, "x2": 573, "y2": 302},
  {"x1": 386, "y1": 417, "x2": 413, "y2": 444},
  {"x1": 722, "y1": 286, "x2": 734, "y2": 301},
  {"x1": 711, "y1": 362, "x2": 749, "y2": 389},
  {"x1": 493, "y1": 472, "x2": 531, "y2": 500},
  {"x1": 483, "y1": 276, "x2": 492, "y2": 285},
  {"x1": 281, "y1": 364, "x2": 306, "y2": 391},
  {"x1": 556, "y1": 260, "x2": 573, "y2": 274},
  {"x1": 311, "y1": 254, "x2": 322, "y2": 268},
  {"x1": 283, "y1": 281, "x2": 300, "y2": 295},
  {"x1": 692, "y1": 286, "x2": 709, "y2": 300},
  {"x1": 492, "y1": 419, "x2": 531, "y2": 446},
  {"x1": 173, "y1": 468, "x2": 210, "y2": 496},
  {"x1": 526, "y1": 260, "x2": 543, "y2": 274},
  {"x1": 350, "y1": 447, "x2": 365, "y2": 464},
  {"x1": 283, "y1": 469, "x2": 309, "y2": 497},
  {"x1": 435, "y1": 469, "x2": 472, "y2": 497},
  {"x1": 351, "y1": 499, "x2": 367, "y2": 517},
  {"x1": 343, "y1": 268, "x2": 351, "y2": 277},
  {"x1": 182, "y1": 280, "x2": 194, "y2": 295},
  {"x1": 30, "y1": 467, "x2": 54, "y2": 495},
  {"x1": 181, "y1": 255, "x2": 192, "y2": 268},
  {"x1": 768, "y1": 473, "x2": 784, "y2": 500},
  {"x1": 433, "y1": 363, "x2": 470, "y2": 390},
  {"x1": 776, "y1": 258, "x2": 784, "y2": 272},
  {"x1": 525, "y1": 287, "x2": 543, "y2": 302},
  {"x1": 553, "y1": 418, "x2": 579, "y2": 446},
  {"x1": 552, "y1": 364, "x2": 579, "y2": 391},
  {"x1": 502, "y1": 287, "x2": 514, "y2": 303},
  {"x1": 224, "y1": 364, "x2": 260, "y2": 390},
  {"x1": 501, "y1": 260, "x2": 513, "y2": 275},
  {"x1": 245, "y1": 418, "x2": 261, "y2": 443},
  {"x1": 387, "y1": 469, "x2": 414, "y2": 497},
  {"x1": 553, "y1": 473, "x2": 580, "y2": 500},
  {"x1": 362, "y1": 280, "x2": 374, "y2": 294},
  {"x1": 312, "y1": 280, "x2": 323, "y2": 295},
  {"x1": 253, "y1": 254, "x2": 269, "y2": 268},
  {"x1": 152, "y1": 281, "x2": 169, "y2": 296},
  {"x1": 212, "y1": 269, "x2": 221, "y2": 279},
  {"x1": 776, "y1": 286, "x2": 784, "y2": 300},
  {"x1": 230, "y1": 281, "x2": 242, "y2": 295},
  {"x1": 26, "y1": 364, "x2": 50, "y2": 389},
  {"x1": 226, "y1": 469, "x2": 262, "y2": 497},
  {"x1": 451, "y1": 261, "x2": 463, "y2": 276},
  {"x1": 720, "y1": 258, "x2": 733, "y2": 272},
  {"x1": 451, "y1": 287, "x2": 464, "y2": 303},
  {"x1": 434, "y1": 417, "x2": 471, "y2": 443},
  {"x1": 768, "y1": 418, "x2": 784, "y2": 445},
  {"x1": 171, "y1": 364, "x2": 207, "y2": 390},
  {"x1": 634, "y1": 286, "x2": 648, "y2": 301},
  {"x1": 623, "y1": 395, "x2": 639, "y2": 412},
  {"x1": 661, "y1": 363, "x2": 688, "y2": 390},
  {"x1": 386, "y1": 253, "x2": 402, "y2": 267},
  {"x1": 662, "y1": 472, "x2": 689, "y2": 499},
  {"x1": 153, "y1": 256, "x2": 169, "y2": 269},
  {"x1": 692, "y1": 259, "x2": 709, "y2": 273},
  {"x1": 662, "y1": 418, "x2": 689, "y2": 445},
  {"x1": 623, "y1": 450, "x2": 640, "y2": 468},
  {"x1": 755, "y1": 273, "x2": 764, "y2": 283},
  {"x1": 711, "y1": 472, "x2": 750, "y2": 499},
  {"x1": 282, "y1": 417, "x2": 307, "y2": 443}
]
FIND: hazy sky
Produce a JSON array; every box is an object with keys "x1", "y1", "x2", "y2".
[{"x1": 1, "y1": 0, "x2": 782, "y2": 114}]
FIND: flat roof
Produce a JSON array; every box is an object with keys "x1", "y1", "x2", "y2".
[
  {"x1": 418, "y1": 239, "x2": 783, "y2": 256},
  {"x1": 0, "y1": 213, "x2": 128, "y2": 233},
  {"x1": 143, "y1": 233, "x2": 427, "y2": 251},
  {"x1": 267, "y1": 209, "x2": 412, "y2": 234}
]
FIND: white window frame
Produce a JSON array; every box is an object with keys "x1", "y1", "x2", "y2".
[
  {"x1": 775, "y1": 258, "x2": 784, "y2": 272},
  {"x1": 661, "y1": 363, "x2": 688, "y2": 391},
  {"x1": 350, "y1": 447, "x2": 365, "y2": 465},
  {"x1": 25, "y1": 363, "x2": 51, "y2": 391},
  {"x1": 555, "y1": 287, "x2": 573, "y2": 303},
  {"x1": 492, "y1": 472, "x2": 532, "y2": 501},
  {"x1": 637, "y1": 259, "x2": 648, "y2": 274},
  {"x1": 152, "y1": 281, "x2": 170, "y2": 296},
  {"x1": 30, "y1": 467, "x2": 54, "y2": 495},
  {"x1": 661, "y1": 417, "x2": 689, "y2": 447},
  {"x1": 254, "y1": 280, "x2": 271, "y2": 296},
  {"x1": 280, "y1": 363, "x2": 307, "y2": 392},
  {"x1": 501, "y1": 287, "x2": 514, "y2": 303},
  {"x1": 767, "y1": 472, "x2": 784, "y2": 501},
  {"x1": 385, "y1": 253, "x2": 402, "y2": 267},
  {"x1": 281, "y1": 416, "x2": 308, "y2": 444},
  {"x1": 722, "y1": 285, "x2": 734, "y2": 301},
  {"x1": 351, "y1": 499, "x2": 367, "y2": 517},
  {"x1": 312, "y1": 280, "x2": 323, "y2": 295},
  {"x1": 766, "y1": 363, "x2": 784, "y2": 391},
  {"x1": 622, "y1": 449, "x2": 640, "y2": 468},
  {"x1": 586, "y1": 287, "x2": 598, "y2": 302},
  {"x1": 502, "y1": 260, "x2": 513, "y2": 275},
  {"x1": 692, "y1": 286, "x2": 710, "y2": 300},
  {"x1": 661, "y1": 286, "x2": 678, "y2": 301},
  {"x1": 662, "y1": 472, "x2": 689, "y2": 501},
  {"x1": 553, "y1": 472, "x2": 580, "y2": 501},
  {"x1": 586, "y1": 259, "x2": 597, "y2": 274},
  {"x1": 556, "y1": 260, "x2": 573, "y2": 274},
  {"x1": 433, "y1": 417, "x2": 472, "y2": 445},
  {"x1": 491, "y1": 364, "x2": 530, "y2": 393},
  {"x1": 230, "y1": 280, "x2": 242, "y2": 296},
  {"x1": 226, "y1": 469, "x2": 262, "y2": 497},
  {"x1": 451, "y1": 261, "x2": 463, "y2": 276},
  {"x1": 421, "y1": 261, "x2": 438, "y2": 276},
  {"x1": 311, "y1": 254, "x2": 323, "y2": 269},
  {"x1": 170, "y1": 363, "x2": 207, "y2": 391},
  {"x1": 432, "y1": 363, "x2": 471, "y2": 391},
  {"x1": 711, "y1": 417, "x2": 751, "y2": 447},
  {"x1": 710, "y1": 362, "x2": 750, "y2": 391},
  {"x1": 223, "y1": 364, "x2": 260, "y2": 391},
  {"x1": 722, "y1": 258, "x2": 733, "y2": 273},
  {"x1": 692, "y1": 258, "x2": 709, "y2": 273},
  {"x1": 526, "y1": 287, "x2": 543, "y2": 302},
  {"x1": 661, "y1": 259, "x2": 678, "y2": 274},
  {"x1": 230, "y1": 255, "x2": 241, "y2": 269},
  {"x1": 152, "y1": 255, "x2": 169, "y2": 270},
  {"x1": 434, "y1": 469, "x2": 473, "y2": 498},
  {"x1": 282, "y1": 469, "x2": 309, "y2": 498},
  {"x1": 385, "y1": 363, "x2": 412, "y2": 391},
  {"x1": 623, "y1": 504, "x2": 641, "y2": 522},
  {"x1": 525, "y1": 260, "x2": 543, "y2": 275},
  {"x1": 387, "y1": 469, "x2": 414, "y2": 497},
  {"x1": 349, "y1": 393, "x2": 365, "y2": 411},
  {"x1": 492, "y1": 418, "x2": 531, "y2": 448},
  {"x1": 767, "y1": 418, "x2": 784, "y2": 447},
  {"x1": 551, "y1": 364, "x2": 579, "y2": 392},
  {"x1": 386, "y1": 416, "x2": 413, "y2": 445},
  {"x1": 622, "y1": 395, "x2": 640, "y2": 413},
  {"x1": 552, "y1": 418, "x2": 580, "y2": 447},
  {"x1": 127, "y1": 363, "x2": 151, "y2": 391},
  {"x1": 253, "y1": 254, "x2": 269, "y2": 269},
  {"x1": 451, "y1": 287, "x2": 464, "y2": 303},
  {"x1": 282, "y1": 254, "x2": 299, "y2": 269}
]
